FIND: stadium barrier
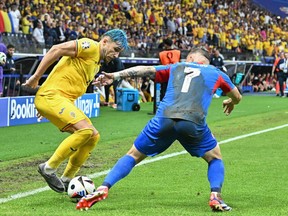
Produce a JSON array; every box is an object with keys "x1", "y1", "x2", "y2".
[
  {"x1": 0, "y1": 93, "x2": 100, "y2": 128},
  {"x1": 2, "y1": 56, "x2": 274, "y2": 124},
  {"x1": 2, "y1": 74, "x2": 21, "y2": 97}
]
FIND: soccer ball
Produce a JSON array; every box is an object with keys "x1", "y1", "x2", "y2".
[
  {"x1": 0, "y1": 52, "x2": 6, "y2": 65},
  {"x1": 67, "y1": 176, "x2": 96, "y2": 201}
]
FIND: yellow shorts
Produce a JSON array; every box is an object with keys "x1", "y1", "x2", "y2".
[{"x1": 34, "y1": 93, "x2": 92, "y2": 131}]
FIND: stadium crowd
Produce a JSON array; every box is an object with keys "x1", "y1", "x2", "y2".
[{"x1": 0, "y1": 0, "x2": 287, "y2": 57}]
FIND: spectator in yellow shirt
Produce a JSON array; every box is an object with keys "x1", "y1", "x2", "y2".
[{"x1": 21, "y1": 11, "x2": 33, "y2": 34}]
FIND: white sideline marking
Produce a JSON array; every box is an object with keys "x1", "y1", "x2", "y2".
[{"x1": 1, "y1": 123, "x2": 288, "y2": 204}]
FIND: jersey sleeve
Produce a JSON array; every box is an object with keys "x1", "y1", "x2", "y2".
[
  {"x1": 154, "y1": 65, "x2": 171, "y2": 83},
  {"x1": 76, "y1": 38, "x2": 98, "y2": 58},
  {"x1": 216, "y1": 71, "x2": 235, "y2": 93}
]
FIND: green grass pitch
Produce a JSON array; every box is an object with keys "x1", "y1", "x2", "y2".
[{"x1": 0, "y1": 95, "x2": 287, "y2": 216}]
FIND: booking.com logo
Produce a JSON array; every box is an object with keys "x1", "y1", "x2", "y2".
[{"x1": 10, "y1": 98, "x2": 37, "y2": 120}]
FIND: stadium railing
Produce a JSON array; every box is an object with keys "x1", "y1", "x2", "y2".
[{"x1": 3, "y1": 52, "x2": 273, "y2": 98}]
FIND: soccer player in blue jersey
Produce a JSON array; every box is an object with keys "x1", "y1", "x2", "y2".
[{"x1": 76, "y1": 47, "x2": 242, "y2": 212}]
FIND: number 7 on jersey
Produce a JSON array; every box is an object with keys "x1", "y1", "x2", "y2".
[{"x1": 181, "y1": 67, "x2": 201, "y2": 93}]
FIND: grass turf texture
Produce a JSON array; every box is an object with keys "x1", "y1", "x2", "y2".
[{"x1": 0, "y1": 95, "x2": 287, "y2": 215}]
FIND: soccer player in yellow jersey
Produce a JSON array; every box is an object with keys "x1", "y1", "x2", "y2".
[{"x1": 22, "y1": 29, "x2": 128, "y2": 193}]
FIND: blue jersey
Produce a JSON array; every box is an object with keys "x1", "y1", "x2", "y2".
[{"x1": 154, "y1": 62, "x2": 235, "y2": 125}]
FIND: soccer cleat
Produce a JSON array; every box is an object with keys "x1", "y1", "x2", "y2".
[
  {"x1": 62, "y1": 180, "x2": 70, "y2": 192},
  {"x1": 209, "y1": 192, "x2": 232, "y2": 212},
  {"x1": 76, "y1": 186, "x2": 108, "y2": 210},
  {"x1": 38, "y1": 163, "x2": 65, "y2": 193}
]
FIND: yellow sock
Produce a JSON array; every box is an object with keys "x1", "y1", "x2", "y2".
[
  {"x1": 47, "y1": 128, "x2": 93, "y2": 169},
  {"x1": 62, "y1": 133, "x2": 100, "y2": 179}
]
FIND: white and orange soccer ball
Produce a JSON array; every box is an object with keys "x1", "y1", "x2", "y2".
[
  {"x1": 67, "y1": 176, "x2": 96, "y2": 202},
  {"x1": 0, "y1": 52, "x2": 6, "y2": 65}
]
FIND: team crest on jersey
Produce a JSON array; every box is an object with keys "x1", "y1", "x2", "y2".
[
  {"x1": 70, "y1": 112, "x2": 76, "y2": 118},
  {"x1": 81, "y1": 41, "x2": 90, "y2": 49}
]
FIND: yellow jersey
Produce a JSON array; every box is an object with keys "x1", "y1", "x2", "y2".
[{"x1": 38, "y1": 38, "x2": 101, "y2": 100}]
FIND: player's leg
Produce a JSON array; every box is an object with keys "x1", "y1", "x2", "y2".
[
  {"x1": 35, "y1": 95, "x2": 98, "y2": 192},
  {"x1": 76, "y1": 117, "x2": 177, "y2": 210},
  {"x1": 176, "y1": 121, "x2": 231, "y2": 212},
  {"x1": 101, "y1": 117, "x2": 176, "y2": 189},
  {"x1": 38, "y1": 126, "x2": 94, "y2": 192},
  {"x1": 100, "y1": 144, "x2": 146, "y2": 190},
  {"x1": 76, "y1": 145, "x2": 146, "y2": 210},
  {"x1": 60, "y1": 118, "x2": 100, "y2": 189},
  {"x1": 203, "y1": 145, "x2": 232, "y2": 212},
  {"x1": 202, "y1": 144, "x2": 223, "y2": 193}
]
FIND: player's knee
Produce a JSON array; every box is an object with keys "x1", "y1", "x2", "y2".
[
  {"x1": 202, "y1": 144, "x2": 222, "y2": 163},
  {"x1": 88, "y1": 133, "x2": 100, "y2": 149},
  {"x1": 127, "y1": 144, "x2": 146, "y2": 163},
  {"x1": 74, "y1": 128, "x2": 94, "y2": 140}
]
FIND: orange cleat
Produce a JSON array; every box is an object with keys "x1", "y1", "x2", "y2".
[
  {"x1": 209, "y1": 192, "x2": 232, "y2": 212},
  {"x1": 76, "y1": 186, "x2": 108, "y2": 211}
]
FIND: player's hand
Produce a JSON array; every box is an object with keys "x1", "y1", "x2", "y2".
[
  {"x1": 92, "y1": 73, "x2": 113, "y2": 86},
  {"x1": 22, "y1": 75, "x2": 40, "y2": 89},
  {"x1": 222, "y1": 98, "x2": 234, "y2": 116},
  {"x1": 92, "y1": 75, "x2": 106, "y2": 86},
  {"x1": 36, "y1": 112, "x2": 44, "y2": 121}
]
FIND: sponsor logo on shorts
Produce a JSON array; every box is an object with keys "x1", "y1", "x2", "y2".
[{"x1": 59, "y1": 108, "x2": 65, "y2": 114}]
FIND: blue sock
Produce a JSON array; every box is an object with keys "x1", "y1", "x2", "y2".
[
  {"x1": 102, "y1": 155, "x2": 136, "y2": 189},
  {"x1": 208, "y1": 159, "x2": 224, "y2": 193}
]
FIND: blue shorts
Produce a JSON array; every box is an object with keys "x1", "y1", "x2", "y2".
[{"x1": 134, "y1": 117, "x2": 217, "y2": 157}]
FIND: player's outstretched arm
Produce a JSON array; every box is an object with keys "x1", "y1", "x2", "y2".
[
  {"x1": 112, "y1": 66, "x2": 157, "y2": 80},
  {"x1": 93, "y1": 66, "x2": 157, "y2": 87}
]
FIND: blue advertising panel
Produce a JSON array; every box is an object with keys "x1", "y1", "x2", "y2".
[
  {"x1": 9, "y1": 96, "x2": 49, "y2": 126},
  {"x1": 0, "y1": 97, "x2": 9, "y2": 127},
  {"x1": 74, "y1": 93, "x2": 100, "y2": 118},
  {"x1": 0, "y1": 93, "x2": 100, "y2": 127},
  {"x1": 253, "y1": 0, "x2": 288, "y2": 18}
]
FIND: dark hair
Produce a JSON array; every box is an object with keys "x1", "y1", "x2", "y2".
[
  {"x1": 189, "y1": 47, "x2": 211, "y2": 61},
  {"x1": 7, "y1": 44, "x2": 15, "y2": 49},
  {"x1": 163, "y1": 38, "x2": 173, "y2": 46}
]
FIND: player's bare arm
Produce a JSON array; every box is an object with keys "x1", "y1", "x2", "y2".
[
  {"x1": 22, "y1": 40, "x2": 77, "y2": 88},
  {"x1": 93, "y1": 66, "x2": 157, "y2": 86},
  {"x1": 112, "y1": 66, "x2": 157, "y2": 80}
]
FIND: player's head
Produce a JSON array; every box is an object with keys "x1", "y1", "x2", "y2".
[
  {"x1": 186, "y1": 47, "x2": 211, "y2": 64},
  {"x1": 101, "y1": 29, "x2": 129, "y2": 63},
  {"x1": 103, "y1": 29, "x2": 129, "y2": 50}
]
